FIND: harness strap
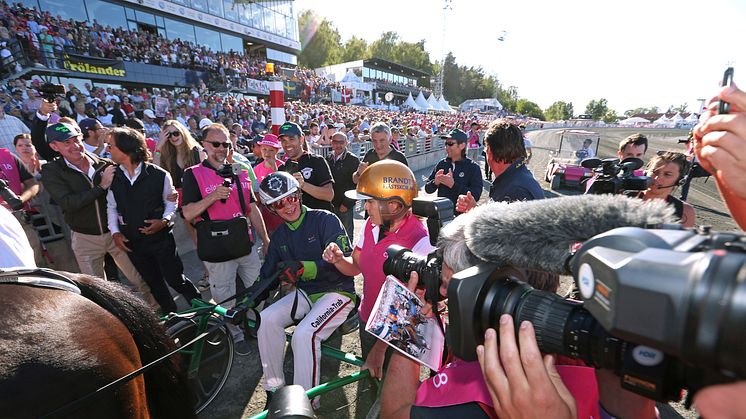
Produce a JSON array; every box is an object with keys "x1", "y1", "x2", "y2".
[{"x1": 0, "y1": 268, "x2": 82, "y2": 294}]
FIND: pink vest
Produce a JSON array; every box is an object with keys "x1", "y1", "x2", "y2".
[
  {"x1": 357, "y1": 213, "x2": 429, "y2": 322},
  {"x1": 0, "y1": 148, "x2": 25, "y2": 211},
  {"x1": 190, "y1": 164, "x2": 253, "y2": 239},
  {"x1": 415, "y1": 359, "x2": 600, "y2": 418},
  {"x1": 253, "y1": 161, "x2": 276, "y2": 184}
]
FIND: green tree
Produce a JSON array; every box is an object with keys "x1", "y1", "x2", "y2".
[
  {"x1": 602, "y1": 109, "x2": 618, "y2": 123},
  {"x1": 367, "y1": 31, "x2": 399, "y2": 62},
  {"x1": 667, "y1": 103, "x2": 689, "y2": 114},
  {"x1": 341, "y1": 36, "x2": 369, "y2": 62},
  {"x1": 515, "y1": 99, "x2": 545, "y2": 120},
  {"x1": 544, "y1": 101, "x2": 574, "y2": 121},
  {"x1": 393, "y1": 40, "x2": 433, "y2": 76},
  {"x1": 623, "y1": 106, "x2": 659, "y2": 117},
  {"x1": 585, "y1": 98, "x2": 609, "y2": 120},
  {"x1": 297, "y1": 10, "x2": 342, "y2": 68}
]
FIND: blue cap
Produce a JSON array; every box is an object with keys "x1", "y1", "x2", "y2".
[
  {"x1": 46, "y1": 122, "x2": 82, "y2": 143},
  {"x1": 441, "y1": 128, "x2": 468, "y2": 142},
  {"x1": 277, "y1": 122, "x2": 303, "y2": 138}
]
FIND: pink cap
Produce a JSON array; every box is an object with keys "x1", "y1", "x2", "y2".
[{"x1": 258, "y1": 134, "x2": 281, "y2": 149}]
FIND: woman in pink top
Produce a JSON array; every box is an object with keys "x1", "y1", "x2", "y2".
[
  {"x1": 253, "y1": 134, "x2": 281, "y2": 183},
  {"x1": 253, "y1": 134, "x2": 284, "y2": 234}
]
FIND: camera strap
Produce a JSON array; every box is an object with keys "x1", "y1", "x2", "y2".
[{"x1": 234, "y1": 174, "x2": 247, "y2": 215}]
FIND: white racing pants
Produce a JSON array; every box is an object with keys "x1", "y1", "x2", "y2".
[{"x1": 258, "y1": 290, "x2": 353, "y2": 391}]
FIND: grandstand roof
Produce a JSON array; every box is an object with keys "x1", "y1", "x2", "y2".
[{"x1": 363, "y1": 58, "x2": 431, "y2": 79}]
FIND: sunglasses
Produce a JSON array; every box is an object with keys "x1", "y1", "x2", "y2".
[
  {"x1": 445, "y1": 141, "x2": 458, "y2": 147},
  {"x1": 165, "y1": 131, "x2": 181, "y2": 138},
  {"x1": 206, "y1": 141, "x2": 232, "y2": 149},
  {"x1": 271, "y1": 194, "x2": 299, "y2": 211}
]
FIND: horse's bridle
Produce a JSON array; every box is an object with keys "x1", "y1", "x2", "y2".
[{"x1": 0, "y1": 268, "x2": 82, "y2": 294}]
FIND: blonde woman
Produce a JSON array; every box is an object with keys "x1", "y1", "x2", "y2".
[{"x1": 154, "y1": 120, "x2": 205, "y2": 195}]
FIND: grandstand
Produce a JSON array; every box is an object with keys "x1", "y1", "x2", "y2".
[{"x1": 1, "y1": 0, "x2": 300, "y2": 94}]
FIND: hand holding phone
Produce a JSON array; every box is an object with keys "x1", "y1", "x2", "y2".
[{"x1": 718, "y1": 67, "x2": 734, "y2": 114}]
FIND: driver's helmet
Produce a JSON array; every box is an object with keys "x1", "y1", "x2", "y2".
[
  {"x1": 258, "y1": 171, "x2": 300, "y2": 205},
  {"x1": 344, "y1": 160, "x2": 417, "y2": 206}
]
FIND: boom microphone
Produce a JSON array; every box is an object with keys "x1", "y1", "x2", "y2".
[{"x1": 460, "y1": 195, "x2": 676, "y2": 274}]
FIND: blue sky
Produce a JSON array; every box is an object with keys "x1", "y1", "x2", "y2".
[{"x1": 295, "y1": 0, "x2": 746, "y2": 114}]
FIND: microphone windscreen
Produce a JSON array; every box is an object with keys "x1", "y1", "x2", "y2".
[{"x1": 461, "y1": 195, "x2": 676, "y2": 273}]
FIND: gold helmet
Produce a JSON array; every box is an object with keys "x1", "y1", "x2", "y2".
[{"x1": 345, "y1": 160, "x2": 418, "y2": 206}]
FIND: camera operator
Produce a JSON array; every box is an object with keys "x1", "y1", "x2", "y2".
[
  {"x1": 181, "y1": 123, "x2": 270, "y2": 352},
  {"x1": 626, "y1": 151, "x2": 696, "y2": 227},
  {"x1": 617, "y1": 133, "x2": 648, "y2": 161},
  {"x1": 322, "y1": 160, "x2": 433, "y2": 382},
  {"x1": 456, "y1": 119, "x2": 543, "y2": 213},
  {"x1": 380, "y1": 215, "x2": 656, "y2": 419}
]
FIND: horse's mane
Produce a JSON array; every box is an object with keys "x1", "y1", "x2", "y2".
[{"x1": 69, "y1": 273, "x2": 196, "y2": 419}]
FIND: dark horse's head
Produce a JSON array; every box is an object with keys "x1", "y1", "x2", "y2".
[{"x1": 0, "y1": 271, "x2": 195, "y2": 419}]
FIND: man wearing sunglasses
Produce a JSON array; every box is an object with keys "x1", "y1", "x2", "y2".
[
  {"x1": 256, "y1": 171, "x2": 354, "y2": 410},
  {"x1": 181, "y1": 123, "x2": 270, "y2": 353},
  {"x1": 277, "y1": 122, "x2": 335, "y2": 212},
  {"x1": 425, "y1": 128, "x2": 483, "y2": 215}
]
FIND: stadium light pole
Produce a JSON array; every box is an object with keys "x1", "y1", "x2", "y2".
[{"x1": 434, "y1": 0, "x2": 452, "y2": 99}]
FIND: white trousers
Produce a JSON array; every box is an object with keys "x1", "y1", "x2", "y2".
[
  {"x1": 203, "y1": 249, "x2": 261, "y2": 307},
  {"x1": 258, "y1": 290, "x2": 353, "y2": 391}
]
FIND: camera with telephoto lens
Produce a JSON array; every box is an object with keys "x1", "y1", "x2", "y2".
[
  {"x1": 582, "y1": 157, "x2": 652, "y2": 195},
  {"x1": 446, "y1": 226, "x2": 746, "y2": 403},
  {"x1": 0, "y1": 179, "x2": 24, "y2": 210},
  {"x1": 38, "y1": 83, "x2": 66, "y2": 102},
  {"x1": 382, "y1": 197, "x2": 453, "y2": 303}
]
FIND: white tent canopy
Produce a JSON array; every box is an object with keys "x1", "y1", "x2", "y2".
[
  {"x1": 402, "y1": 92, "x2": 420, "y2": 110},
  {"x1": 437, "y1": 95, "x2": 455, "y2": 113},
  {"x1": 654, "y1": 115, "x2": 670, "y2": 124},
  {"x1": 671, "y1": 113, "x2": 685, "y2": 123},
  {"x1": 684, "y1": 113, "x2": 699, "y2": 123},
  {"x1": 427, "y1": 93, "x2": 440, "y2": 110},
  {"x1": 619, "y1": 117, "x2": 651, "y2": 126},
  {"x1": 339, "y1": 69, "x2": 373, "y2": 92},
  {"x1": 415, "y1": 91, "x2": 433, "y2": 111}
]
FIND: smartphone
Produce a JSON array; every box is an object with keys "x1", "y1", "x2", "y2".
[{"x1": 718, "y1": 67, "x2": 734, "y2": 114}]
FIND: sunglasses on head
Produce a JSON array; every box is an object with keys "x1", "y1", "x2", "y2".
[
  {"x1": 271, "y1": 193, "x2": 299, "y2": 210},
  {"x1": 165, "y1": 131, "x2": 181, "y2": 138},
  {"x1": 206, "y1": 141, "x2": 232, "y2": 149}
]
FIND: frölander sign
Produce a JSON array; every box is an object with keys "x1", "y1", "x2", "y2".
[{"x1": 62, "y1": 54, "x2": 126, "y2": 78}]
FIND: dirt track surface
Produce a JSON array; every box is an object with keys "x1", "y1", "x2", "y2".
[{"x1": 196, "y1": 127, "x2": 737, "y2": 418}]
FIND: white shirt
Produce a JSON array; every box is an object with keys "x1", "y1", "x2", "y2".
[
  {"x1": 0, "y1": 205, "x2": 35, "y2": 268},
  {"x1": 63, "y1": 154, "x2": 96, "y2": 179},
  {"x1": 105, "y1": 163, "x2": 177, "y2": 235}
]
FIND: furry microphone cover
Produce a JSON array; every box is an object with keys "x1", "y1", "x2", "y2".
[{"x1": 460, "y1": 195, "x2": 677, "y2": 273}]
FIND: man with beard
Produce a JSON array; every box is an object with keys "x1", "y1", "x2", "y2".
[{"x1": 277, "y1": 122, "x2": 335, "y2": 212}]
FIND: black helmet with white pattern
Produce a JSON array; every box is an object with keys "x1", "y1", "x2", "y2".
[{"x1": 259, "y1": 171, "x2": 300, "y2": 205}]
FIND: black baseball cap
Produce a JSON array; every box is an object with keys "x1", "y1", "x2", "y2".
[
  {"x1": 441, "y1": 128, "x2": 468, "y2": 143},
  {"x1": 78, "y1": 118, "x2": 102, "y2": 136},
  {"x1": 277, "y1": 122, "x2": 303, "y2": 138},
  {"x1": 46, "y1": 122, "x2": 83, "y2": 143}
]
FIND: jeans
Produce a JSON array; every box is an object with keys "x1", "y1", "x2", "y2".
[{"x1": 334, "y1": 205, "x2": 354, "y2": 241}]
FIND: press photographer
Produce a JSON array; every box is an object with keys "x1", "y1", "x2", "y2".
[{"x1": 380, "y1": 194, "x2": 680, "y2": 418}]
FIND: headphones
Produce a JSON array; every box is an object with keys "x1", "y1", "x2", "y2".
[{"x1": 652, "y1": 151, "x2": 690, "y2": 189}]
